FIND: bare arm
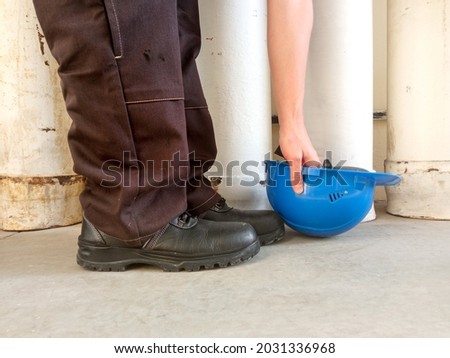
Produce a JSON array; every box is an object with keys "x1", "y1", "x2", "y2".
[{"x1": 268, "y1": 0, "x2": 319, "y2": 194}]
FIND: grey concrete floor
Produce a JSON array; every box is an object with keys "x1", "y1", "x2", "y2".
[{"x1": 1, "y1": 202, "x2": 449, "y2": 338}]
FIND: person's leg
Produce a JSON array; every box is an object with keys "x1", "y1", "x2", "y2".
[
  {"x1": 177, "y1": 0, "x2": 221, "y2": 216},
  {"x1": 176, "y1": 0, "x2": 285, "y2": 245},
  {"x1": 33, "y1": 0, "x2": 259, "y2": 271},
  {"x1": 33, "y1": 0, "x2": 187, "y2": 240}
]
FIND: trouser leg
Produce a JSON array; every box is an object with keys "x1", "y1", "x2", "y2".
[
  {"x1": 177, "y1": 0, "x2": 222, "y2": 215},
  {"x1": 33, "y1": 0, "x2": 189, "y2": 241}
]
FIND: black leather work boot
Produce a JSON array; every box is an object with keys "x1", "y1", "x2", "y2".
[
  {"x1": 202, "y1": 199, "x2": 285, "y2": 246},
  {"x1": 77, "y1": 213, "x2": 260, "y2": 272}
]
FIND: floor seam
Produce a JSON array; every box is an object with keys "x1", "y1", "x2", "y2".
[{"x1": 0, "y1": 233, "x2": 19, "y2": 240}]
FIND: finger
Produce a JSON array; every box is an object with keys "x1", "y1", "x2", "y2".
[
  {"x1": 289, "y1": 159, "x2": 304, "y2": 194},
  {"x1": 304, "y1": 159, "x2": 322, "y2": 168}
]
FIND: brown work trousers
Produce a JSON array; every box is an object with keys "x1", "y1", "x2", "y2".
[{"x1": 33, "y1": 0, "x2": 221, "y2": 241}]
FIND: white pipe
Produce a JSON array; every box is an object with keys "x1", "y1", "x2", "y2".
[
  {"x1": 0, "y1": 1, "x2": 83, "y2": 230},
  {"x1": 1, "y1": 1, "x2": 73, "y2": 177},
  {"x1": 305, "y1": 0, "x2": 374, "y2": 169},
  {"x1": 386, "y1": 0, "x2": 450, "y2": 219},
  {"x1": 304, "y1": 0, "x2": 375, "y2": 220},
  {"x1": 198, "y1": 0, "x2": 272, "y2": 209}
]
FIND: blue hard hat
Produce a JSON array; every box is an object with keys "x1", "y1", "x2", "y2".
[{"x1": 265, "y1": 160, "x2": 401, "y2": 237}]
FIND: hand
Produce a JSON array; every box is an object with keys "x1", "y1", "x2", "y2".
[{"x1": 279, "y1": 122, "x2": 320, "y2": 194}]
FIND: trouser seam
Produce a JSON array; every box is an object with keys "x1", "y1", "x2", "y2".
[
  {"x1": 109, "y1": 0, "x2": 123, "y2": 56},
  {"x1": 125, "y1": 97, "x2": 185, "y2": 105},
  {"x1": 185, "y1": 106, "x2": 208, "y2": 110}
]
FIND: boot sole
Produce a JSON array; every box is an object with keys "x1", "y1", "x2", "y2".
[
  {"x1": 76, "y1": 240, "x2": 260, "y2": 272},
  {"x1": 259, "y1": 226, "x2": 285, "y2": 246}
]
